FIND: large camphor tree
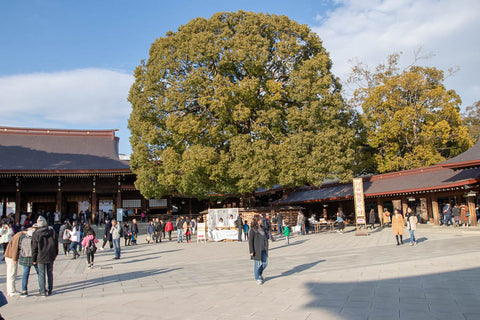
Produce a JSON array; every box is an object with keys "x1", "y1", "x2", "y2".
[
  {"x1": 350, "y1": 53, "x2": 473, "y2": 174},
  {"x1": 128, "y1": 11, "x2": 356, "y2": 200}
]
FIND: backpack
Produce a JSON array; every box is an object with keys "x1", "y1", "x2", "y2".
[
  {"x1": 20, "y1": 234, "x2": 33, "y2": 258},
  {"x1": 86, "y1": 238, "x2": 97, "y2": 254}
]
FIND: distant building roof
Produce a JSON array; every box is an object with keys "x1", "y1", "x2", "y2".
[
  {"x1": 0, "y1": 127, "x2": 130, "y2": 174},
  {"x1": 440, "y1": 139, "x2": 480, "y2": 170},
  {"x1": 272, "y1": 165, "x2": 480, "y2": 205}
]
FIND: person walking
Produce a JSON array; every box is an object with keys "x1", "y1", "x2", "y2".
[
  {"x1": 4, "y1": 228, "x2": 25, "y2": 296},
  {"x1": 392, "y1": 209, "x2": 405, "y2": 246},
  {"x1": 0, "y1": 222, "x2": 13, "y2": 261},
  {"x1": 146, "y1": 220, "x2": 154, "y2": 244},
  {"x1": 123, "y1": 221, "x2": 131, "y2": 246},
  {"x1": 69, "y1": 221, "x2": 81, "y2": 259},
  {"x1": 442, "y1": 203, "x2": 452, "y2": 226},
  {"x1": 100, "y1": 218, "x2": 113, "y2": 250},
  {"x1": 32, "y1": 216, "x2": 58, "y2": 297},
  {"x1": 110, "y1": 219, "x2": 122, "y2": 260},
  {"x1": 236, "y1": 214, "x2": 243, "y2": 242},
  {"x1": 165, "y1": 220, "x2": 174, "y2": 241},
  {"x1": 183, "y1": 218, "x2": 192, "y2": 243},
  {"x1": 283, "y1": 223, "x2": 290, "y2": 245},
  {"x1": 336, "y1": 211, "x2": 345, "y2": 233},
  {"x1": 59, "y1": 221, "x2": 72, "y2": 256},
  {"x1": 460, "y1": 203, "x2": 470, "y2": 227},
  {"x1": 452, "y1": 204, "x2": 460, "y2": 227},
  {"x1": 243, "y1": 220, "x2": 249, "y2": 241},
  {"x1": 383, "y1": 208, "x2": 391, "y2": 227},
  {"x1": 131, "y1": 219, "x2": 139, "y2": 245},
  {"x1": 407, "y1": 209, "x2": 418, "y2": 246},
  {"x1": 368, "y1": 209, "x2": 376, "y2": 229},
  {"x1": 154, "y1": 218, "x2": 163, "y2": 243},
  {"x1": 297, "y1": 212, "x2": 305, "y2": 235},
  {"x1": 18, "y1": 225, "x2": 39, "y2": 297},
  {"x1": 277, "y1": 213, "x2": 283, "y2": 234},
  {"x1": 176, "y1": 217, "x2": 184, "y2": 243},
  {"x1": 81, "y1": 226, "x2": 98, "y2": 269},
  {"x1": 249, "y1": 214, "x2": 269, "y2": 285}
]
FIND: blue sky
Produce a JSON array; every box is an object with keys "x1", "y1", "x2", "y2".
[{"x1": 1, "y1": 0, "x2": 479, "y2": 155}]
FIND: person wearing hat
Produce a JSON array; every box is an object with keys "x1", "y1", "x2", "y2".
[{"x1": 31, "y1": 216, "x2": 58, "y2": 297}]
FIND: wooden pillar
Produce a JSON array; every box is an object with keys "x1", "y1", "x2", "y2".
[
  {"x1": 117, "y1": 191, "x2": 122, "y2": 210},
  {"x1": 401, "y1": 198, "x2": 408, "y2": 215},
  {"x1": 56, "y1": 189, "x2": 62, "y2": 214},
  {"x1": 432, "y1": 196, "x2": 440, "y2": 226},
  {"x1": 377, "y1": 199, "x2": 384, "y2": 226},
  {"x1": 427, "y1": 197, "x2": 434, "y2": 223},
  {"x1": 2, "y1": 198, "x2": 6, "y2": 219},
  {"x1": 467, "y1": 195, "x2": 477, "y2": 227},
  {"x1": 91, "y1": 191, "x2": 98, "y2": 216},
  {"x1": 189, "y1": 198, "x2": 192, "y2": 216},
  {"x1": 141, "y1": 197, "x2": 147, "y2": 212},
  {"x1": 15, "y1": 189, "x2": 21, "y2": 223}
]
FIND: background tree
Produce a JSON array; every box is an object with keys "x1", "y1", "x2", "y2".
[
  {"x1": 128, "y1": 11, "x2": 356, "y2": 199},
  {"x1": 350, "y1": 53, "x2": 472, "y2": 174},
  {"x1": 462, "y1": 100, "x2": 480, "y2": 142}
]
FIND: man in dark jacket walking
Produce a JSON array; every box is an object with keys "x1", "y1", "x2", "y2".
[{"x1": 32, "y1": 216, "x2": 58, "y2": 296}]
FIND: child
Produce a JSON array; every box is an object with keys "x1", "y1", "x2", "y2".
[
  {"x1": 243, "y1": 220, "x2": 249, "y2": 241},
  {"x1": 81, "y1": 231, "x2": 99, "y2": 269},
  {"x1": 283, "y1": 223, "x2": 290, "y2": 245}
]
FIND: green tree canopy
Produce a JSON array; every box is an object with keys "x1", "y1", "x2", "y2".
[
  {"x1": 462, "y1": 100, "x2": 480, "y2": 142},
  {"x1": 350, "y1": 53, "x2": 473, "y2": 174},
  {"x1": 128, "y1": 11, "x2": 356, "y2": 199}
]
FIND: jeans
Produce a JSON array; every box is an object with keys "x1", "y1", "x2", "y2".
[
  {"x1": 254, "y1": 250, "x2": 268, "y2": 281},
  {"x1": 70, "y1": 241, "x2": 80, "y2": 256},
  {"x1": 37, "y1": 263, "x2": 53, "y2": 295},
  {"x1": 177, "y1": 229, "x2": 184, "y2": 242},
  {"x1": 22, "y1": 264, "x2": 38, "y2": 293},
  {"x1": 298, "y1": 223, "x2": 304, "y2": 235},
  {"x1": 409, "y1": 229, "x2": 416, "y2": 243},
  {"x1": 112, "y1": 237, "x2": 121, "y2": 258},
  {"x1": 444, "y1": 215, "x2": 452, "y2": 226},
  {"x1": 278, "y1": 223, "x2": 283, "y2": 234}
]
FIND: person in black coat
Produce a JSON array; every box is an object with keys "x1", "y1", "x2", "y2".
[
  {"x1": 236, "y1": 214, "x2": 243, "y2": 242},
  {"x1": 101, "y1": 219, "x2": 113, "y2": 250},
  {"x1": 249, "y1": 214, "x2": 268, "y2": 285},
  {"x1": 31, "y1": 216, "x2": 58, "y2": 296}
]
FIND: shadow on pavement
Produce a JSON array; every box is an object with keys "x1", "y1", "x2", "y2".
[
  {"x1": 53, "y1": 267, "x2": 183, "y2": 294},
  {"x1": 267, "y1": 260, "x2": 326, "y2": 281},
  {"x1": 303, "y1": 266, "x2": 480, "y2": 319},
  {"x1": 270, "y1": 239, "x2": 309, "y2": 251}
]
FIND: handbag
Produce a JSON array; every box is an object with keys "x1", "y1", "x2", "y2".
[{"x1": 0, "y1": 290, "x2": 8, "y2": 307}]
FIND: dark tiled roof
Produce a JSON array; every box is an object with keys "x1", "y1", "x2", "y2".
[
  {"x1": 273, "y1": 165, "x2": 480, "y2": 205},
  {"x1": 0, "y1": 127, "x2": 130, "y2": 172},
  {"x1": 440, "y1": 139, "x2": 480, "y2": 169}
]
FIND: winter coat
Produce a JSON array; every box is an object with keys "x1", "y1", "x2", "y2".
[
  {"x1": 248, "y1": 227, "x2": 268, "y2": 261},
  {"x1": 165, "y1": 221, "x2": 174, "y2": 232},
  {"x1": 81, "y1": 234, "x2": 99, "y2": 247},
  {"x1": 407, "y1": 215, "x2": 418, "y2": 231},
  {"x1": 147, "y1": 224, "x2": 155, "y2": 235},
  {"x1": 0, "y1": 225, "x2": 13, "y2": 244},
  {"x1": 32, "y1": 226, "x2": 58, "y2": 264},
  {"x1": 391, "y1": 214, "x2": 405, "y2": 236},
  {"x1": 4, "y1": 231, "x2": 25, "y2": 261},
  {"x1": 283, "y1": 226, "x2": 290, "y2": 237}
]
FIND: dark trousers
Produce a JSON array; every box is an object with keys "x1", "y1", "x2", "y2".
[
  {"x1": 86, "y1": 252, "x2": 95, "y2": 265},
  {"x1": 62, "y1": 242, "x2": 70, "y2": 255},
  {"x1": 102, "y1": 238, "x2": 113, "y2": 249},
  {"x1": 37, "y1": 262, "x2": 54, "y2": 295}
]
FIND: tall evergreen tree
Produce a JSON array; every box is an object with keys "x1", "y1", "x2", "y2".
[{"x1": 128, "y1": 11, "x2": 356, "y2": 199}]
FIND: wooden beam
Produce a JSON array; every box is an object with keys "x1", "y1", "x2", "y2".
[
  {"x1": 467, "y1": 195, "x2": 477, "y2": 227},
  {"x1": 432, "y1": 196, "x2": 440, "y2": 226}
]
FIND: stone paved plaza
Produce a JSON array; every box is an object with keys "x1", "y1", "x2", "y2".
[{"x1": 2, "y1": 225, "x2": 480, "y2": 320}]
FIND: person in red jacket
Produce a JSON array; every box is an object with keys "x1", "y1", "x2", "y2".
[{"x1": 164, "y1": 220, "x2": 174, "y2": 241}]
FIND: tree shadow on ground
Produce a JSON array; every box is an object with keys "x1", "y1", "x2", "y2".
[
  {"x1": 303, "y1": 267, "x2": 480, "y2": 319},
  {"x1": 53, "y1": 267, "x2": 182, "y2": 294},
  {"x1": 267, "y1": 260, "x2": 326, "y2": 282},
  {"x1": 270, "y1": 239, "x2": 309, "y2": 251}
]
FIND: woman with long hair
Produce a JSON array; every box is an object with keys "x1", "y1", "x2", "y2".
[{"x1": 248, "y1": 214, "x2": 269, "y2": 285}]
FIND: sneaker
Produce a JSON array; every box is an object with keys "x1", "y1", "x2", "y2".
[
  {"x1": 256, "y1": 279, "x2": 263, "y2": 285},
  {"x1": 19, "y1": 291, "x2": 27, "y2": 297},
  {"x1": 99, "y1": 247, "x2": 104, "y2": 251}
]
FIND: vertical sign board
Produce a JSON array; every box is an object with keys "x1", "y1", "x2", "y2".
[
  {"x1": 353, "y1": 178, "x2": 368, "y2": 235},
  {"x1": 197, "y1": 223, "x2": 206, "y2": 243}
]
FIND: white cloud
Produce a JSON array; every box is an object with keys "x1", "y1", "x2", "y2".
[
  {"x1": 0, "y1": 68, "x2": 135, "y2": 154},
  {"x1": 0, "y1": 68, "x2": 134, "y2": 125},
  {"x1": 312, "y1": 0, "x2": 480, "y2": 108}
]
